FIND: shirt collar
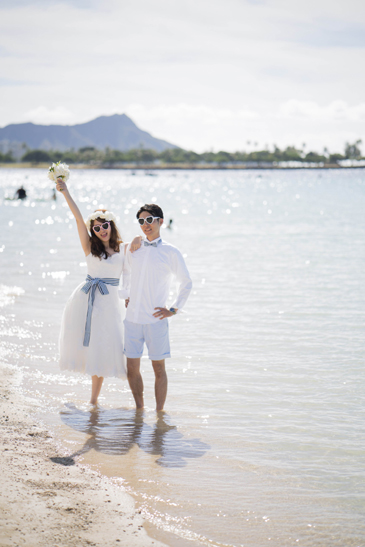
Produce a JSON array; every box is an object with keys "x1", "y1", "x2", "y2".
[{"x1": 144, "y1": 236, "x2": 162, "y2": 245}]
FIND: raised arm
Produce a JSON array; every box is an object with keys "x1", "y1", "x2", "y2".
[{"x1": 56, "y1": 178, "x2": 90, "y2": 256}]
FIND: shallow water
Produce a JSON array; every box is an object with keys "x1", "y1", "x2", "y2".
[{"x1": 1, "y1": 167, "x2": 365, "y2": 546}]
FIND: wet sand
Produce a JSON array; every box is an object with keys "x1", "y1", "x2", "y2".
[{"x1": 0, "y1": 363, "x2": 166, "y2": 547}]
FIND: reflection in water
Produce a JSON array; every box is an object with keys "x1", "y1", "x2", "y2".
[{"x1": 57, "y1": 404, "x2": 209, "y2": 468}]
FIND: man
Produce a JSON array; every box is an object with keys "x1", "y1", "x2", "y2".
[
  {"x1": 124, "y1": 203, "x2": 192, "y2": 411},
  {"x1": 15, "y1": 185, "x2": 27, "y2": 200}
]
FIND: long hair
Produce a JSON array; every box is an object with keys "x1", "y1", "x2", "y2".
[{"x1": 90, "y1": 209, "x2": 123, "y2": 259}]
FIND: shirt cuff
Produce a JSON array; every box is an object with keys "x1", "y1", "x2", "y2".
[{"x1": 171, "y1": 304, "x2": 184, "y2": 314}]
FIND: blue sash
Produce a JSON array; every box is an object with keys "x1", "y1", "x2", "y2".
[{"x1": 81, "y1": 275, "x2": 120, "y2": 347}]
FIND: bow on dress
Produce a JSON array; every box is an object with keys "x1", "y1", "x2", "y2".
[{"x1": 81, "y1": 275, "x2": 120, "y2": 347}]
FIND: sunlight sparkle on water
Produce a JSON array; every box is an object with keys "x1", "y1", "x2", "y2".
[{"x1": 1, "y1": 168, "x2": 365, "y2": 547}]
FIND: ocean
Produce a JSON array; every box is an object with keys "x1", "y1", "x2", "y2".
[{"x1": 1, "y1": 167, "x2": 365, "y2": 547}]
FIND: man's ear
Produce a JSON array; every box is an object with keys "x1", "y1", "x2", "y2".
[{"x1": 159, "y1": 218, "x2": 164, "y2": 226}]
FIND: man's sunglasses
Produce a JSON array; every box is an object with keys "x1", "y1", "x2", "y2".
[
  {"x1": 137, "y1": 216, "x2": 160, "y2": 226},
  {"x1": 93, "y1": 221, "x2": 111, "y2": 233}
]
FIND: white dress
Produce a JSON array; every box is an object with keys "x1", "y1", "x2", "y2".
[{"x1": 59, "y1": 252, "x2": 127, "y2": 379}]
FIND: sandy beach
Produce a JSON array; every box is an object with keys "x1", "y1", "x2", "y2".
[{"x1": 0, "y1": 363, "x2": 167, "y2": 547}]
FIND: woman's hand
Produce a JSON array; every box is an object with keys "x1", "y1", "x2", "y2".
[
  {"x1": 56, "y1": 178, "x2": 67, "y2": 193},
  {"x1": 130, "y1": 235, "x2": 142, "y2": 253}
]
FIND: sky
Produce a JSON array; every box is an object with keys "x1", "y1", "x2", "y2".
[{"x1": 0, "y1": 0, "x2": 364, "y2": 153}]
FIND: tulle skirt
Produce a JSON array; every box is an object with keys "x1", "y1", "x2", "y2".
[{"x1": 59, "y1": 283, "x2": 126, "y2": 379}]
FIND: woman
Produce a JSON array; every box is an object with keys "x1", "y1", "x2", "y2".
[{"x1": 56, "y1": 178, "x2": 140, "y2": 405}]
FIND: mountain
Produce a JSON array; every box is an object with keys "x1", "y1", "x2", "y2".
[{"x1": 0, "y1": 114, "x2": 177, "y2": 152}]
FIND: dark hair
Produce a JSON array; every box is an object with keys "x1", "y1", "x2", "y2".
[
  {"x1": 90, "y1": 209, "x2": 123, "y2": 259},
  {"x1": 136, "y1": 203, "x2": 164, "y2": 220}
]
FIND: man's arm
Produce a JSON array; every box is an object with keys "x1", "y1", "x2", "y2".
[
  {"x1": 153, "y1": 247, "x2": 192, "y2": 320},
  {"x1": 170, "y1": 248, "x2": 193, "y2": 312}
]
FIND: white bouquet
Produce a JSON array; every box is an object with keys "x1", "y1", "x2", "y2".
[{"x1": 48, "y1": 161, "x2": 70, "y2": 183}]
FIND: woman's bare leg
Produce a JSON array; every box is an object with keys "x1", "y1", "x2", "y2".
[
  {"x1": 127, "y1": 358, "x2": 144, "y2": 409},
  {"x1": 90, "y1": 375, "x2": 104, "y2": 405}
]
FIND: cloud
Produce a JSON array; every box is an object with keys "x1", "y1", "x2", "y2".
[
  {"x1": 23, "y1": 106, "x2": 75, "y2": 125},
  {"x1": 238, "y1": 109, "x2": 259, "y2": 120},
  {"x1": 0, "y1": 0, "x2": 99, "y2": 8},
  {"x1": 125, "y1": 103, "x2": 236, "y2": 126},
  {"x1": 127, "y1": 99, "x2": 365, "y2": 132},
  {"x1": 279, "y1": 100, "x2": 365, "y2": 122},
  {"x1": 289, "y1": 18, "x2": 365, "y2": 49},
  {"x1": 0, "y1": 0, "x2": 364, "y2": 151},
  {"x1": 123, "y1": 100, "x2": 365, "y2": 152},
  {"x1": 0, "y1": 77, "x2": 34, "y2": 86}
]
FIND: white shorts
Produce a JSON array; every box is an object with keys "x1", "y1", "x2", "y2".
[{"x1": 124, "y1": 319, "x2": 171, "y2": 360}]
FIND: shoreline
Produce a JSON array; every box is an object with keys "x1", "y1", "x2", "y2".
[
  {"x1": 0, "y1": 362, "x2": 167, "y2": 547},
  {"x1": 1, "y1": 162, "x2": 365, "y2": 170}
]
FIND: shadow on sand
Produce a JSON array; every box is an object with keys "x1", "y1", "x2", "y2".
[{"x1": 51, "y1": 403, "x2": 210, "y2": 468}]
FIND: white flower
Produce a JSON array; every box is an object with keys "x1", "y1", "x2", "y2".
[
  {"x1": 85, "y1": 210, "x2": 117, "y2": 233},
  {"x1": 47, "y1": 161, "x2": 70, "y2": 183}
]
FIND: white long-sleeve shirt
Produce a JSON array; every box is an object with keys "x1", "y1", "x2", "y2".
[{"x1": 123, "y1": 237, "x2": 192, "y2": 324}]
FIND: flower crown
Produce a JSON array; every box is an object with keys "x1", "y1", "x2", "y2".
[{"x1": 85, "y1": 210, "x2": 117, "y2": 233}]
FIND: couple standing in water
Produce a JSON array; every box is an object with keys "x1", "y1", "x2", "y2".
[{"x1": 56, "y1": 179, "x2": 192, "y2": 411}]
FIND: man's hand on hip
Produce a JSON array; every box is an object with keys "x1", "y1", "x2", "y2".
[{"x1": 153, "y1": 307, "x2": 177, "y2": 319}]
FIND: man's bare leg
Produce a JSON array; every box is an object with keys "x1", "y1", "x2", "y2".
[
  {"x1": 127, "y1": 357, "x2": 144, "y2": 409},
  {"x1": 152, "y1": 360, "x2": 167, "y2": 412},
  {"x1": 90, "y1": 375, "x2": 104, "y2": 405}
]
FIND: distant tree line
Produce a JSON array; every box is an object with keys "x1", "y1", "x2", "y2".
[{"x1": 0, "y1": 140, "x2": 363, "y2": 165}]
